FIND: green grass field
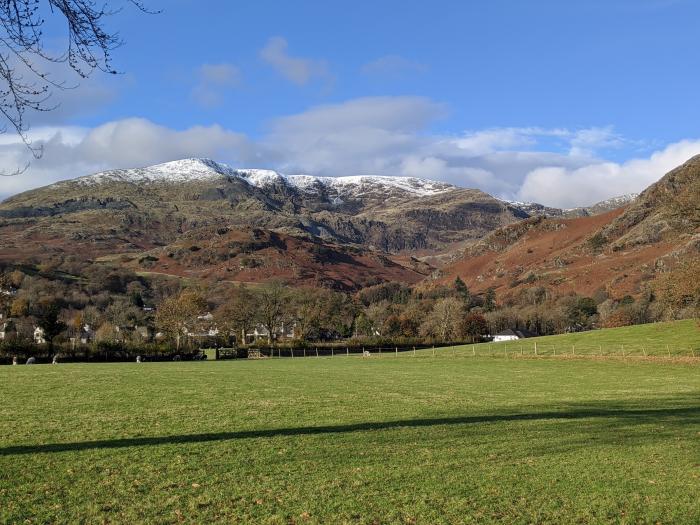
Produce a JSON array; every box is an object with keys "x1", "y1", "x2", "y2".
[
  {"x1": 435, "y1": 319, "x2": 700, "y2": 359},
  {"x1": 1, "y1": 345, "x2": 699, "y2": 524}
]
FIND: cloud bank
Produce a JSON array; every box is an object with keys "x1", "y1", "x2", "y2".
[{"x1": 1, "y1": 96, "x2": 699, "y2": 207}]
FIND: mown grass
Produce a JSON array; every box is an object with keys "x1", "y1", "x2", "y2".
[
  {"x1": 1, "y1": 352, "x2": 699, "y2": 524},
  {"x1": 435, "y1": 319, "x2": 700, "y2": 359}
]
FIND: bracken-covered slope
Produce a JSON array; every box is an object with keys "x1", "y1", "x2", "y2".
[{"x1": 438, "y1": 155, "x2": 700, "y2": 299}]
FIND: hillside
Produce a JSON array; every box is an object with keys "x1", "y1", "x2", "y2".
[
  {"x1": 439, "y1": 319, "x2": 700, "y2": 358},
  {"x1": 438, "y1": 155, "x2": 700, "y2": 299},
  {"x1": 0, "y1": 158, "x2": 548, "y2": 290}
]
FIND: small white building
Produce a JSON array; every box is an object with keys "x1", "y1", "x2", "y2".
[
  {"x1": 492, "y1": 329, "x2": 534, "y2": 342},
  {"x1": 34, "y1": 326, "x2": 46, "y2": 344},
  {"x1": 0, "y1": 314, "x2": 15, "y2": 340}
]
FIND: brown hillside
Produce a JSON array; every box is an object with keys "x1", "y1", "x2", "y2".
[{"x1": 437, "y1": 156, "x2": 700, "y2": 300}]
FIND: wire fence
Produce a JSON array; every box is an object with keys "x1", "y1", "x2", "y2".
[{"x1": 228, "y1": 342, "x2": 699, "y2": 360}]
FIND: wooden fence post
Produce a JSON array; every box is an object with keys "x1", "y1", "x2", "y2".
[
  {"x1": 534, "y1": 342, "x2": 538, "y2": 356},
  {"x1": 413, "y1": 346, "x2": 416, "y2": 357},
  {"x1": 346, "y1": 347, "x2": 349, "y2": 357},
  {"x1": 667, "y1": 345, "x2": 671, "y2": 358},
  {"x1": 331, "y1": 347, "x2": 334, "y2": 357},
  {"x1": 315, "y1": 348, "x2": 319, "y2": 358},
  {"x1": 432, "y1": 346, "x2": 435, "y2": 357},
  {"x1": 291, "y1": 348, "x2": 294, "y2": 358},
  {"x1": 396, "y1": 346, "x2": 398, "y2": 357}
]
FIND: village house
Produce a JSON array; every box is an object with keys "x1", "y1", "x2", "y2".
[
  {"x1": 0, "y1": 314, "x2": 16, "y2": 340},
  {"x1": 492, "y1": 329, "x2": 535, "y2": 342},
  {"x1": 34, "y1": 326, "x2": 46, "y2": 345},
  {"x1": 246, "y1": 322, "x2": 296, "y2": 343}
]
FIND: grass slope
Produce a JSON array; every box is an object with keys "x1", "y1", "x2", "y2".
[
  {"x1": 439, "y1": 319, "x2": 700, "y2": 358},
  {"x1": 1, "y1": 357, "x2": 699, "y2": 523}
]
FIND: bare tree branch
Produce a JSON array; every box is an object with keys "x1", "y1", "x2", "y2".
[{"x1": 0, "y1": 0, "x2": 156, "y2": 175}]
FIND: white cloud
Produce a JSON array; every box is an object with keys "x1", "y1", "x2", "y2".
[
  {"x1": 191, "y1": 63, "x2": 241, "y2": 108},
  {"x1": 361, "y1": 55, "x2": 427, "y2": 77},
  {"x1": 259, "y1": 36, "x2": 332, "y2": 86},
  {"x1": 517, "y1": 139, "x2": 700, "y2": 208},
  {"x1": 0, "y1": 118, "x2": 253, "y2": 198},
  {"x1": 2, "y1": 97, "x2": 699, "y2": 208}
]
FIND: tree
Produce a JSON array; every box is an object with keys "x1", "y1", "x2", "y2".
[
  {"x1": 483, "y1": 287, "x2": 497, "y2": 312},
  {"x1": 420, "y1": 297, "x2": 464, "y2": 342},
  {"x1": 255, "y1": 281, "x2": 288, "y2": 344},
  {"x1": 0, "y1": 1, "x2": 153, "y2": 169},
  {"x1": 565, "y1": 296, "x2": 598, "y2": 328},
  {"x1": 0, "y1": 273, "x2": 12, "y2": 313},
  {"x1": 155, "y1": 289, "x2": 207, "y2": 351},
  {"x1": 290, "y1": 287, "x2": 352, "y2": 341},
  {"x1": 216, "y1": 285, "x2": 258, "y2": 345},
  {"x1": 653, "y1": 258, "x2": 700, "y2": 318},
  {"x1": 454, "y1": 277, "x2": 471, "y2": 305},
  {"x1": 104, "y1": 298, "x2": 143, "y2": 328},
  {"x1": 463, "y1": 312, "x2": 488, "y2": 343},
  {"x1": 33, "y1": 297, "x2": 66, "y2": 355},
  {"x1": 291, "y1": 288, "x2": 327, "y2": 341}
]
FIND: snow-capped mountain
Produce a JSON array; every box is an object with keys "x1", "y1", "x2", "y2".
[
  {"x1": 2, "y1": 157, "x2": 536, "y2": 258},
  {"x1": 61, "y1": 158, "x2": 636, "y2": 216},
  {"x1": 499, "y1": 193, "x2": 638, "y2": 219},
  {"x1": 69, "y1": 158, "x2": 456, "y2": 200}
]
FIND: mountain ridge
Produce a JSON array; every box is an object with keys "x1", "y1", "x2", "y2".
[{"x1": 0, "y1": 157, "x2": 650, "y2": 291}]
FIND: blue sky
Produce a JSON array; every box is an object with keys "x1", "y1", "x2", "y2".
[{"x1": 1, "y1": 0, "x2": 699, "y2": 206}]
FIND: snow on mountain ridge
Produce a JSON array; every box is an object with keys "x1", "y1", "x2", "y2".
[{"x1": 70, "y1": 158, "x2": 457, "y2": 197}]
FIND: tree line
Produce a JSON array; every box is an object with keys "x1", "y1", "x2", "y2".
[{"x1": 1, "y1": 255, "x2": 698, "y2": 360}]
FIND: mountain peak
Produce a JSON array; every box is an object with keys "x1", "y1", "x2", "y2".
[{"x1": 69, "y1": 157, "x2": 237, "y2": 186}]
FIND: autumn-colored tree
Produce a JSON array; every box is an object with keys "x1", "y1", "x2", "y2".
[
  {"x1": 601, "y1": 308, "x2": 636, "y2": 328},
  {"x1": 653, "y1": 259, "x2": 700, "y2": 318},
  {"x1": 155, "y1": 290, "x2": 207, "y2": 351},
  {"x1": 463, "y1": 312, "x2": 488, "y2": 343}
]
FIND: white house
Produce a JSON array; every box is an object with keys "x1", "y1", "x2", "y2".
[
  {"x1": 492, "y1": 329, "x2": 535, "y2": 342},
  {"x1": 246, "y1": 322, "x2": 296, "y2": 343},
  {"x1": 0, "y1": 314, "x2": 15, "y2": 340},
  {"x1": 34, "y1": 326, "x2": 46, "y2": 344},
  {"x1": 80, "y1": 324, "x2": 95, "y2": 344}
]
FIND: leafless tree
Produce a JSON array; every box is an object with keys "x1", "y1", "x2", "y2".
[{"x1": 0, "y1": 0, "x2": 154, "y2": 174}]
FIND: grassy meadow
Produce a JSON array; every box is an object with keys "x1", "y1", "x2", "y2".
[
  {"x1": 1, "y1": 339, "x2": 699, "y2": 523},
  {"x1": 434, "y1": 319, "x2": 700, "y2": 358}
]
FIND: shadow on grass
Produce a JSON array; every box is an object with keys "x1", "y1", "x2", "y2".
[{"x1": 2, "y1": 404, "x2": 698, "y2": 456}]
